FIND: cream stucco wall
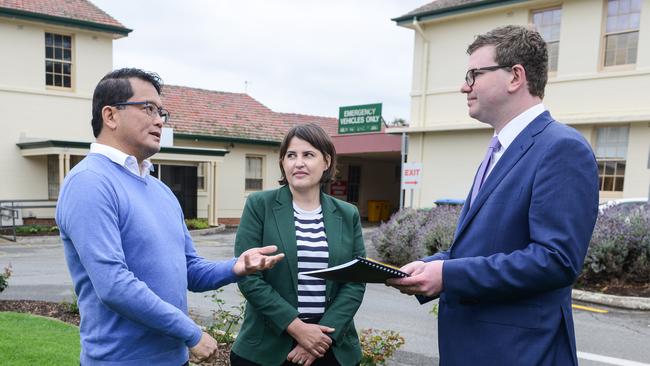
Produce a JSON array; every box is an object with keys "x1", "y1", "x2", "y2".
[
  {"x1": 402, "y1": 0, "x2": 650, "y2": 207},
  {"x1": 0, "y1": 17, "x2": 113, "y2": 201}
]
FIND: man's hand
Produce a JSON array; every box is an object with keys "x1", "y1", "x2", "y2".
[
  {"x1": 233, "y1": 245, "x2": 285, "y2": 276},
  {"x1": 286, "y1": 318, "x2": 334, "y2": 358},
  {"x1": 189, "y1": 332, "x2": 218, "y2": 362},
  {"x1": 386, "y1": 260, "x2": 444, "y2": 297},
  {"x1": 287, "y1": 344, "x2": 317, "y2": 366}
]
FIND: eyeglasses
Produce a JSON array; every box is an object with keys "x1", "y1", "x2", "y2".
[
  {"x1": 111, "y1": 101, "x2": 170, "y2": 123},
  {"x1": 465, "y1": 65, "x2": 514, "y2": 87}
]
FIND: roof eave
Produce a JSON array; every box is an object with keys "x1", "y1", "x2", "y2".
[
  {"x1": 392, "y1": 0, "x2": 526, "y2": 26},
  {"x1": 0, "y1": 7, "x2": 132, "y2": 37},
  {"x1": 174, "y1": 133, "x2": 281, "y2": 146}
]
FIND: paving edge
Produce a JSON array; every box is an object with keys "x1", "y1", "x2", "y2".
[
  {"x1": 572, "y1": 289, "x2": 650, "y2": 310},
  {"x1": 188, "y1": 224, "x2": 226, "y2": 236}
]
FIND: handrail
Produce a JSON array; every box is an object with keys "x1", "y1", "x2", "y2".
[{"x1": 0, "y1": 206, "x2": 18, "y2": 242}]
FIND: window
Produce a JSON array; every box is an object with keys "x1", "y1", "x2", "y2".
[
  {"x1": 47, "y1": 155, "x2": 60, "y2": 199},
  {"x1": 45, "y1": 32, "x2": 72, "y2": 88},
  {"x1": 245, "y1": 156, "x2": 263, "y2": 191},
  {"x1": 347, "y1": 165, "x2": 361, "y2": 203},
  {"x1": 595, "y1": 126, "x2": 629, "y2": 192},
  {"x1": 197, "y1": 163, "x2": 206, "y2": 191},
  {"x1": 532, "y1": 7, "x2": 562, "y2": 72},
  {"x1": 604, "y1": 0, "x2": 642, "y2": 67}
]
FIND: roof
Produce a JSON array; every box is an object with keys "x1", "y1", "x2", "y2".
[
  {"x1": 393, "y1": 0, "x2": 521, "y2": 24},
  {"x1": 0, "y1": 0, "x2": 131, "y2": 36},
  {"x1": 162, "y1": 85, "x2": 338, "y2": 144}
]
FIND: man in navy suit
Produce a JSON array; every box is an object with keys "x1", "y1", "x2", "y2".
[{"x1": 388, "y1": 25, "x2": 599, "y2": 365}]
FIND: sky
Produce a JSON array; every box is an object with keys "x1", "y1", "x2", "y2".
[{"x1": 90, "y1": 0, "x2": 427, "y2": 122}]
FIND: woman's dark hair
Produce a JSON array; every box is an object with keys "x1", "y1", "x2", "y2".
[
  {"x1": 278, "y1": 123, "x2": 337, "y2": 186},
  {"x1": 91, "y1": 68, "x2": 163, "y2": 137}
]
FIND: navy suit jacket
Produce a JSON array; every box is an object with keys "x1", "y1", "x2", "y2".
[{"x1": 422, "y1": 112, "x2": 599, "y2": 365}]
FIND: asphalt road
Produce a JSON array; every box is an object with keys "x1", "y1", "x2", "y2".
[{"x1": 1, "y1": 229, "x2": 649, "y2": 365}]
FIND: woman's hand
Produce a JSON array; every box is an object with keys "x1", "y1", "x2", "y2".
[
  {"x1": 286, "y1": 318, "x2": 334, "y2": 357},
  {"x1": 287, "y1": 344, "x2": 317, "y2": 366}
]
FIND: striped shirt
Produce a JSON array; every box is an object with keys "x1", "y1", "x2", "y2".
[{"x1": 294, "y1": 202, "x2": 328, "y2": 318}]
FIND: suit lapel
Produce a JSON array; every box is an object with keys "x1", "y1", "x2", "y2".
[
  {"x1": 273, "y1": 186, "x2": 298, "y2": 292},
  {"x1": 321, "y1": 192, "x2": 341, "y2": 300},
  {"x1": 455, "y1": 112, "x2": 553, "y2": 241}
]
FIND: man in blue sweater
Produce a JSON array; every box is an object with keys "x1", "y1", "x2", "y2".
[{"x1": 56, "y1": 68, "x2": 284, "y2": 366}]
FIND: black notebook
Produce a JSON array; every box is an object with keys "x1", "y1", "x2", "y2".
[{"x1": 301, "y1": 256, "x2": 409, "y2": 283}]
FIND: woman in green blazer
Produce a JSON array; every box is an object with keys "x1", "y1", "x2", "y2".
[{"x1": 231, "y1": 124, "x2": 365, "y2": 366}]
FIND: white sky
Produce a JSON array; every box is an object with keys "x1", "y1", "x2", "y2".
[{"x1": 90, "y1": 0, "x2": 427, "y2": 122}]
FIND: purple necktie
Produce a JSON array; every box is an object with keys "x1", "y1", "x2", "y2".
[{"x1": 470, "y1": 136, "x2": 501, "y2": 206}]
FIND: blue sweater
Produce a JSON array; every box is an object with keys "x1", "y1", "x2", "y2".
[{"x1": 56, "y1": 153, "x2": 238, "y2": 366}]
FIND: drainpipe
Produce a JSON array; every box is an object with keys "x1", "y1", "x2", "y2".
[{"x1": 412, "y1": 17, "x2": 430, "y2": 208}]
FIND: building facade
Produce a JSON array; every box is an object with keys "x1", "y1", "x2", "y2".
[
  {"x1": 393, "y1": 0, "x2": 650, "y2": 207},
  {"x1": 0, "y1": 0, "x2": 401, "y2": 227}
]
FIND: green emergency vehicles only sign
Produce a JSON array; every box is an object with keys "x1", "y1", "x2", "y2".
[{"x1": 338, "y1": 103, "x2": 382, "y2": 134}]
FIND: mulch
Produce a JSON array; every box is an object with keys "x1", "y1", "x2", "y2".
[
  {"x1": 577, "y1": 280, "x2": 650, "y2": 298},
  {"x1": 0, "y1": 299, "x2": 231, "y2": 366}
]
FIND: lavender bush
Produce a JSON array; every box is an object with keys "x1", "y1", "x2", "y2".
[
  {"x1": 580, "y1": 203, "x2": 650, "y2": 283},
  {"x1": 371, "y1": 209, "x2": 428, "y2": 265},
  {"x1": 371, "y1": 206, "x2": 461, "y2": 266},
  {"x1": 413, "y1": 206, "x2": 462, "y2": 256}
]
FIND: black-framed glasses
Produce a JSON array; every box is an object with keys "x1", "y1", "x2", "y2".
[
  {"x1": 111, "y1": 101, "x2": 170, "y2": 123},
  {"x1": 465, "y1": 65, "x2": 514, "y2": 87}
]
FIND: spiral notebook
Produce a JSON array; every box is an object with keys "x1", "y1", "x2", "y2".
[{"x1": 301, "y1": 256, "x2": 409, "y2": 283}]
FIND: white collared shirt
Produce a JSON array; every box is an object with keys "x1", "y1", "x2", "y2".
[
  {"x1": 90, "y1": 143, "x2": 154, "y2": 178},
  {"x1": 486, "y1": 103, "x2": 546, "y2": 178}
]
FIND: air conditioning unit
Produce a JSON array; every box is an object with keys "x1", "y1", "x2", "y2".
[{"x1": 0, "y1": 206, "x2": 23, "y2": 227}]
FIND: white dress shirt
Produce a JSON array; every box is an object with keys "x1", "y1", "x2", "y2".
[
  {"x1": 486, "y1": 103, "x2": 546, "y2": 178},
  {"x1": 90, "y1": 143, "x2": 154, "y2": 178}
]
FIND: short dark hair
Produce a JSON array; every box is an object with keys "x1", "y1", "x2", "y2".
[
  {"x1": 278, "y1": 123, "x2": 337, "y2": 186},
  {"x1": 467, "y1": 25, "x2": 548, "y2": 98},
  {"x1": 91, "y1": 68, "x2": 163, "y2": 137}
]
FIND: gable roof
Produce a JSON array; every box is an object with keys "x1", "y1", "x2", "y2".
[
  {"x1": 162, "y1": 85, "x2": 338, "y2": 145},
  {"x1": 0, "y1": 0, "x2": 131, "y2": 36},
  {"x1": 393, "y1": 0, "x2": 521, "y2": 24}
]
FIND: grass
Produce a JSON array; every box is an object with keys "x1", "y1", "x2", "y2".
[{"x1": 0, "y1": 312, "x2": 79, "y2": 365}]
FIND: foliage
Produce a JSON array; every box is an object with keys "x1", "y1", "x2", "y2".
[
  {"x1": 359, "y1": 328, "x2": 405, "y2": 366},
  {"x1": 580, "y1": 203, "x2": 650, "y2": 284},
  {"x1": 203, "y1": 288, "x2": 245, "y2": 344},
  {"x1": 185, "y1": 218, "x2": 210, "y2": 230},
  {"x1": 0, "y1": 264, "x2": 12, "y2": 293},
  {"x1": 0, "y1": 312, "x2": 80, "y2": 365},
  {"x1": 12, "y1": 225, "x2": 58, "y2": 235},
  {"x1": 371, "y1": 209, "x2": 428, "y2": 265},
  {"x1": 413, "y1": 206, "x2": 462, "y2": 256},
  {"x1": 371, "y1": 206, "x2": 461, "y2": 266},
  {"x1": 60, "y1": 291, "x2": 79, "y2": 315}
]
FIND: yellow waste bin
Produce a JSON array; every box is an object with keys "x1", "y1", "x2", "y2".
[
  {"x1": 367, "y1": 200, "x2": 383, "y2": 222},
  {"x1": 380, "y1": 201, "x2": 391, "y2": 221}
]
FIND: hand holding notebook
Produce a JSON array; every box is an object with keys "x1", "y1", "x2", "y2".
[{"x1": 301, "y1": 257, "x2": 409, "y2": 283}]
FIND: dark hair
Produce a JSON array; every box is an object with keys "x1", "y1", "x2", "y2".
[
  {"x1": 278, "y1": 123, "x2": 337, "y2": 186},
  {"x1": 467, "y1": 25, "x2": 548, "y2": 98},
  {"x1": 91, "y1": 68, "x2": 163, "y2": 137}
]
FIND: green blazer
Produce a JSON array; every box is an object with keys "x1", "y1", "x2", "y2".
[{"x1": 232, "y1": 185, "x2": 366, "y2": 365}]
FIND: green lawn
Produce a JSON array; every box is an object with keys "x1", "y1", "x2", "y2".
[{"x1": 0, "y1": 312, "x2": 79, "y2": 365}]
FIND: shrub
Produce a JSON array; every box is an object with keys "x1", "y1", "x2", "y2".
[
  {"x1": 61, "y1": 291, "x2": 79, "y2": 315},
  {"x1": 0, "y1": 264, "x2": 12, "y2": 293},
  {"x1": 370, "y1": 209, "x2": 428, "y2": 266},
  {"x1": 413, "y1": 206, "x2": 462, "y2": 256},
  {"x1": 580, "y1": 203, "x2": 650, "y2": 284},
  {"x1": 203, "y1": 288, "x2": 245, "y2": 344},
  {"x1": 185, "y1": 218, "x2": 210, "y2": 230},
  {"x1": 371, "y1": 207, "x2": 461, "y2": 266},
  {"x1": 359, "y1": 328, "x2": 405, "y2": 366}
]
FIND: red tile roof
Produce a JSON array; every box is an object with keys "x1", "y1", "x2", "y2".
[
  {"x1": 0, "y1": 0, "x2": 128, "y2": 31},
  {"x1": 162, "y1": 85, "x2": 338, "y2": 143}
]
